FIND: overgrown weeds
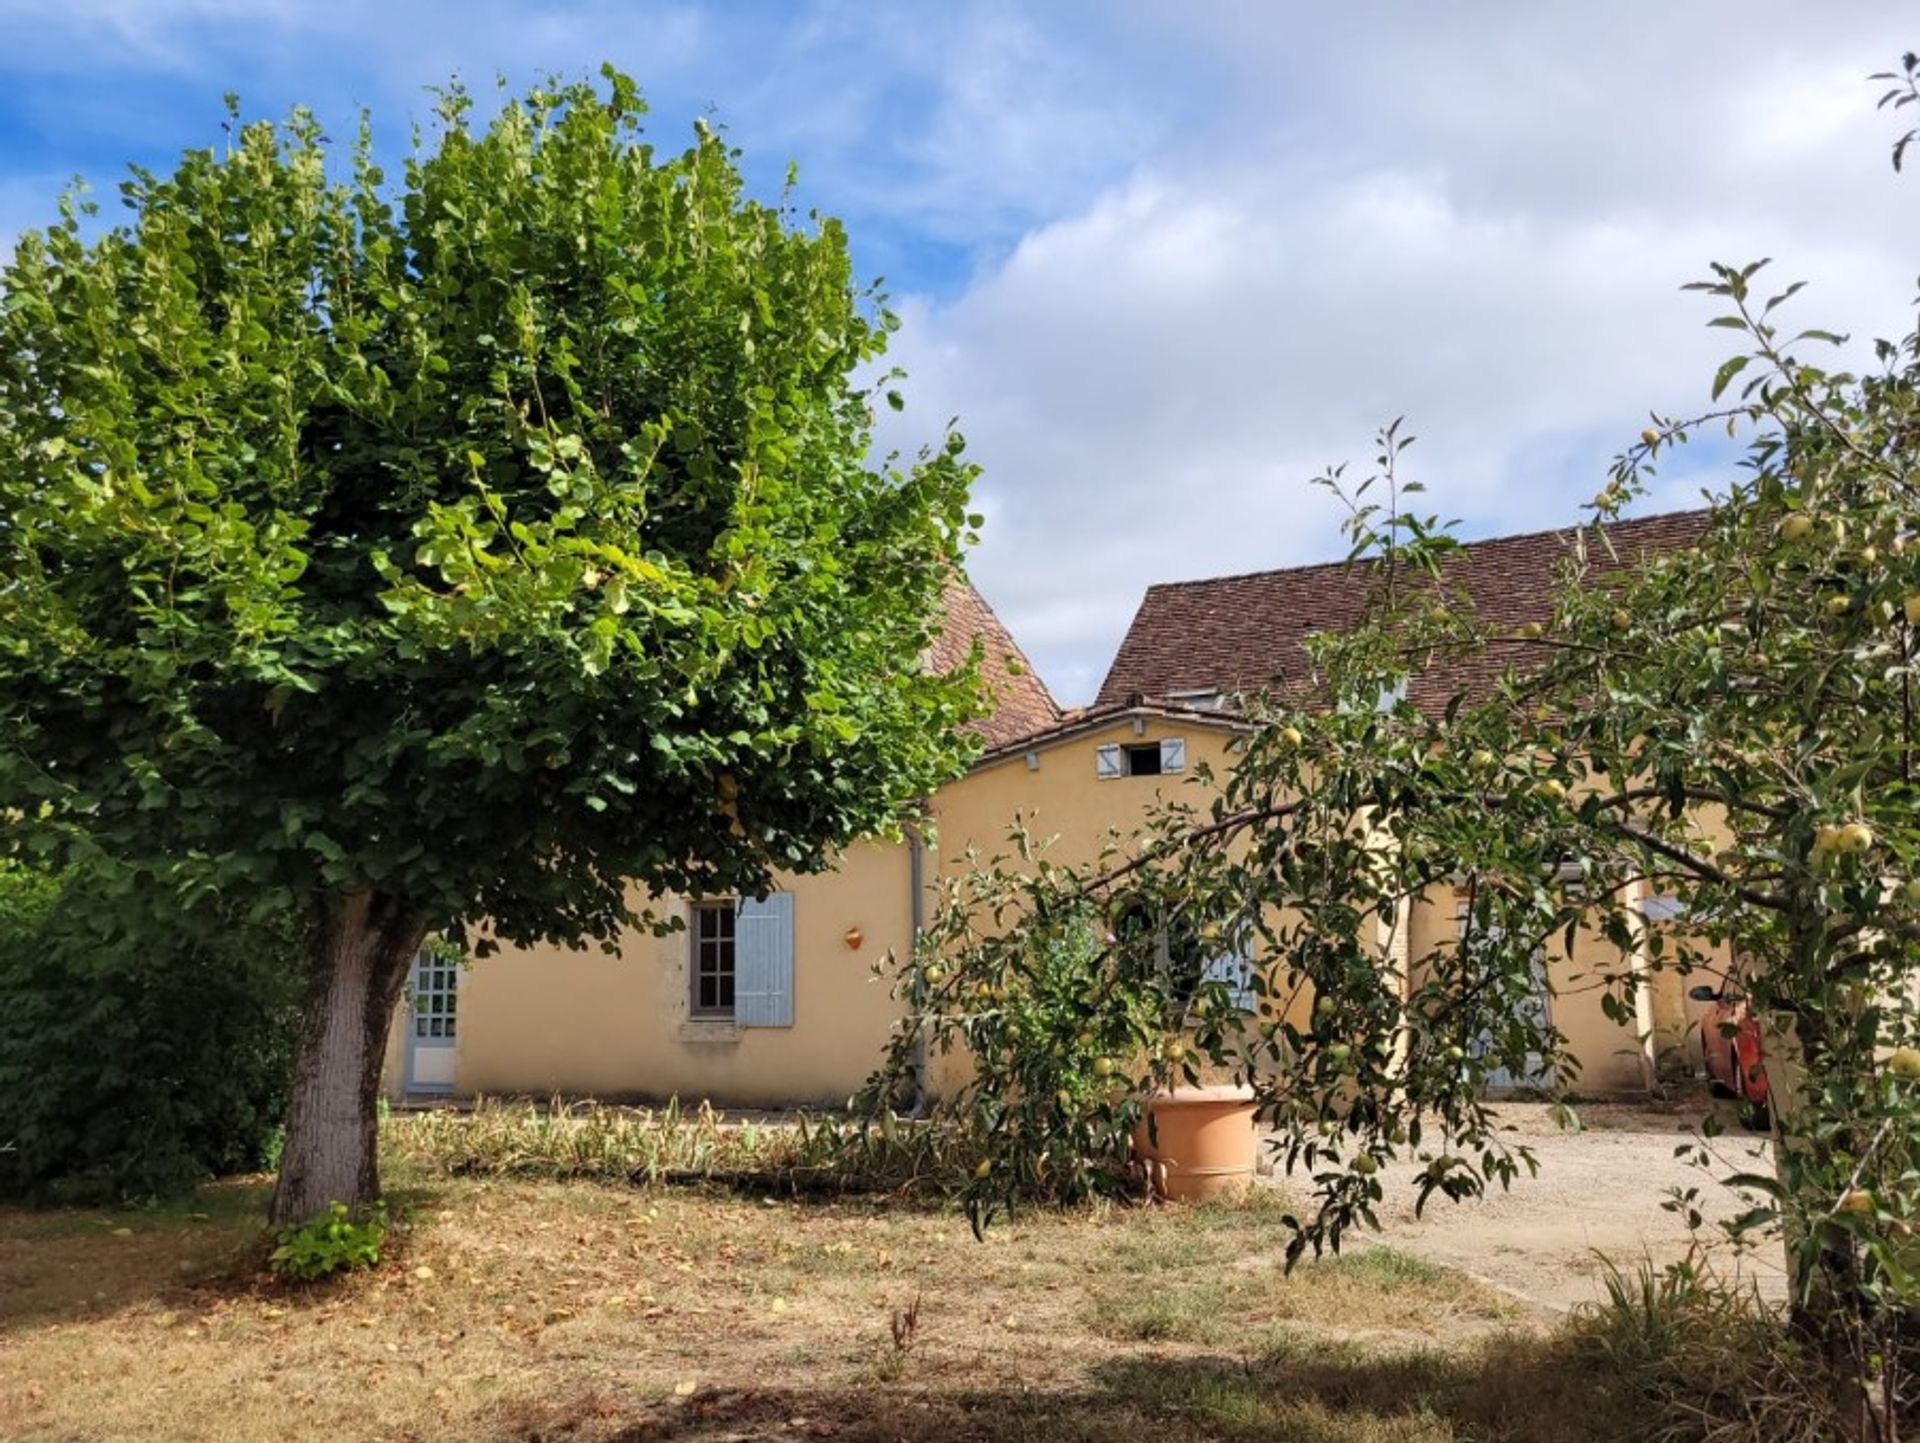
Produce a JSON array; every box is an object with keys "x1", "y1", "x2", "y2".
[
  {"x1": 384, "y1": 1095, "x2": 976, "y2": 1198},
  {"x1": 1569, "y1": 1249, "x2": 1856, "y2": 1443}
]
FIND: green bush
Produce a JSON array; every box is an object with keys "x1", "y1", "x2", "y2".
[
  {"x1": 269, "y1": 1200, "x2": 389, "y2": 1281},
  {"x1": 0, "y1": 862, "x2": 303, "y2": 1203}
]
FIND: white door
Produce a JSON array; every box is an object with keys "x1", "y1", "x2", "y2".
[{"x1": 405, "y1": 951, "x2": 458, "y2": 1094}]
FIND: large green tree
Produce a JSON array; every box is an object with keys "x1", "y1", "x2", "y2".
[{"x1": 0, "y1": 70, "x2": 981, "y2": 1224}]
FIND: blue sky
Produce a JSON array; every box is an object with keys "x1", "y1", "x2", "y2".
[{"x1": 1, "y1": 2, "x2": 1915, "y2": 701}]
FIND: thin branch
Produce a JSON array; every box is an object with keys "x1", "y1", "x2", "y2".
[{"x1": 1608, "y1": 822, "x2": 1789, "y2": 913}]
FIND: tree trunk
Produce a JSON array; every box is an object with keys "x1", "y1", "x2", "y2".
[{"x1": 269, "y1": 891, "x2": 426, "y2": 1226}]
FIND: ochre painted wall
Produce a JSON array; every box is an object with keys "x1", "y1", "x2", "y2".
[
  {"x1": 387, "y1": 713, "x2": 1258, "y2": 1106},
  {"x1": 399, "y1": 840, "x2": 916, "y2": 1107},
  {"x1": 928, "y1": 714, "x2": 1246, "y2": 875},
  {"x1": 387, "y1": 707, "x2": 1706, "y2": 1104},
  {"x1": 919, "y1": 714, "x2": 1305, "y2": 1098}
]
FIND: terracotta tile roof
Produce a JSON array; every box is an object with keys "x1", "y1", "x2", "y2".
[
  {"x1": 1095, "y1": 510, "x2": 1712, "y2": 714},
  {"x1": 928, "y1": 574, "x2": 1060, "y2": 750}
]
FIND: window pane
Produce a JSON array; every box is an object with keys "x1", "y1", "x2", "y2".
[{"x1": 691, "y1": 902, "x2": 737, "y2": 1016}]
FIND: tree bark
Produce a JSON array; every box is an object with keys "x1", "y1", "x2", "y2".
[{"x1": 269, "y1": 890, "x2": 426, "y2": 1226}]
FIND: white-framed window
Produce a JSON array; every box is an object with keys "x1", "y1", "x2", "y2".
[
  {"x1": 691, "y1": 900, "x2": 737, "y2": 1018},
  {"x1": 411, "y1": 953, "x2": 458, "y2": 1040},
  {"x1": 688, "y1": 894, "x2": 795, "y2": 1027},
  {"x1": 1640, "y1": 893, "x2": 1688, "y2": 923},
  {"x1": 1198, "y1": 944, "x2": 1257, "y2": 1011},
  {"x1": 1096, "y1": 737, "x2": 1185, "y2": 779},
  {"x1": 1111, "y1": 898, "x2": 1256, "y2": 1012}
]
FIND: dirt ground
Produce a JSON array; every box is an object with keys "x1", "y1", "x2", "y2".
[
  {"x1": 1285, "y1": 1097, "x2": 1786, "y2": 1316},
  {"x1": 0, "y1": 1177, "x2": 1634, "y2": 1443},
  {"x1": 0, "y1": 1101, "x2": 1793, "y2": 1441}
]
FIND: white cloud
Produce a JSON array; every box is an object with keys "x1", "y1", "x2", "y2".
[
  {"x1": 883, "y1": 2, "x2": 1920, "y2": 702},
  {"x1": 2, "y1": 0, "x2": 1911, "y2": 705}
]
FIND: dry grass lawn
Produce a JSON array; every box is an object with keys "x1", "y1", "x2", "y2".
[{"x1": 0, "y1": 1170, "x2": 1656, "y2": 1442}]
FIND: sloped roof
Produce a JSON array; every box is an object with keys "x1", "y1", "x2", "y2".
[
  {"x1": 1095, "y1": 510, "x2": 1711, "y2": 713},
  {"x1": 972, "y1": 696, "x2": 1250, "y2": 769},
  {"x1": 928, "y1": 574, "x2": 1060, "y2": 750}
]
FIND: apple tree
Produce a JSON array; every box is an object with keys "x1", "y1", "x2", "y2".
[
  {"x1": 0, "y1": 70, "x2": 982, "y2": 1224},
  {"x1": 891, "y1": 53, "x2": 1920, "y2": 1421}
]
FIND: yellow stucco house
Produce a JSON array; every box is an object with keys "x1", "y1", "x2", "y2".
[{"x1": 384, "y1": 511, "x2": 1728, "y2": 1107}]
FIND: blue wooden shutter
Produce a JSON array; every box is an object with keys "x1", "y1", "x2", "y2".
[
  {"x1": 1095, "y1": 743, "x2": 1122, "y2": 779},
  {"x1": 1159, "y1": 737, "x2": 1186, "y2": 773},
  {"x1": 735, "y1": 893, "x2": 794, "y2": 1027}
]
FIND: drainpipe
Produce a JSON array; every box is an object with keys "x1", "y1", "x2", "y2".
[{"x1": 906, "y1": 819, "x2": 931, "y2": 1115}]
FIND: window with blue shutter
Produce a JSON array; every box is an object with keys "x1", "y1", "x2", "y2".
[
  {"x1": 1200, "y1": 946, "x2": 1256, "y2": 1011},
  {"x1": 1640, "y1": 893, "x2": 1687, "y2": 923},
  {"x1": 733, "y1": 893, "x2": 795, "y2": 1027}
]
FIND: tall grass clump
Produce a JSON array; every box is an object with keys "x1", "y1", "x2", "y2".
[
  {"x1": 1569, "y1": 1249, "x2": 1856, "y2": 1443},
  {"x1": 385, "y1": 1096, "x2": 979, "y2": 1198}
]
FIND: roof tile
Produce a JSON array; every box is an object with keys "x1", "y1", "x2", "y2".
[
  {"x1": 1095, "y1": 510, "x2": 1711, "y2": 713},
  {"x1": 929, "y1": 574, "x2": 1060, "y2": 750}
]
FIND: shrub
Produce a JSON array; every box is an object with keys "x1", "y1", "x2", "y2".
[
  {"x1": 867, "y1": 877, "x2": 1246, "y2": 1230},
  {"x1": 269, "y1": 1200, "x2": 389, "y2": 1282},
  {"x1": 0, "y1": 861, "x2": 303, "y2": 1203}
]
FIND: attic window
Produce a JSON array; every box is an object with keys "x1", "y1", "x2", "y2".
[{"x1": 1097, "y1": 738, "x2": 1186, "y2": 779}]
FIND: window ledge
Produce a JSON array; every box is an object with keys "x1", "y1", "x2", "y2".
[{"x1": 677, "y1": 1019, "x2": 740, "y2": 1045}]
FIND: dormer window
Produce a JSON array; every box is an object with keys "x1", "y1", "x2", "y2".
[{"x1": 1096, "y1": 738, "x2": 1186, "y2": 779}]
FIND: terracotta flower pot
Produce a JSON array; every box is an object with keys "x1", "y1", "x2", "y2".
[{"x1": 1133, "y1": 1084, "x2": 1259, "y2": 1202}]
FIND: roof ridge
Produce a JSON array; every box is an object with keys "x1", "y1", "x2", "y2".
[{"x1": 1136, "y1": 506, "x2": 1711, "y2": 596}]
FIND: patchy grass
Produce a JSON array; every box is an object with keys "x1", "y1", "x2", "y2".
[{"x1": 0, "y1": 1173, "x2": 1659, "y2": 1443}]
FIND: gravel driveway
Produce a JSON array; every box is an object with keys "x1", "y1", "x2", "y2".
[{"x1": 1268, "y1": 1097, "x2": 1788, "y2": 1316}]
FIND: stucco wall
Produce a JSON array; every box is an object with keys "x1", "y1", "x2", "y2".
[
  {"x1": 928, "y1": 714, "x2": 1245, "y2": 877},
  {"x1": 1403, "y1": 878, "x2": 1721, "y2": 1098},
  {"x1": 404, "y1": 839, "x2": 916, "y2": 1106},
  {"x1": 920, "y1": 713, "x2": 1309, "y2": 1096},
  {"x1": 386, "y1": 706, "x2": 1708, "y2": 1104}
]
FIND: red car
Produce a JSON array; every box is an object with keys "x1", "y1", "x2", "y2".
[{"x1": 1689, "y1": 984, "x2": 1771, "y2": 1130}]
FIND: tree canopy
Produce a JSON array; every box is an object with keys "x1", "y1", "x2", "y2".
[{"x1": 0, "y1": 68, "x2": 983, "y2": 1220}]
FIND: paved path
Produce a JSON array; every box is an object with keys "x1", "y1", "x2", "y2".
[{"x1": 1268, "y1": 1098, "x2": 1788, "y2": 1315}]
